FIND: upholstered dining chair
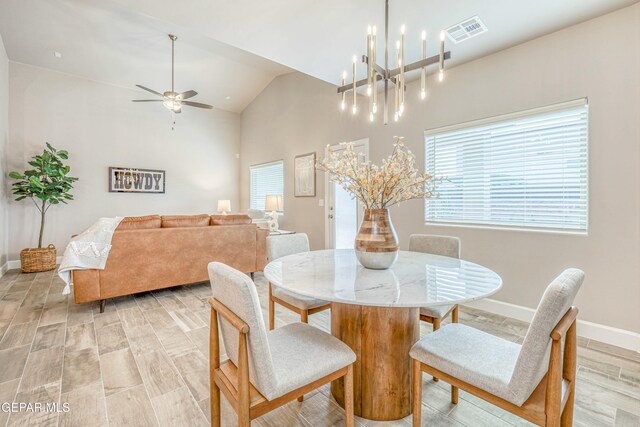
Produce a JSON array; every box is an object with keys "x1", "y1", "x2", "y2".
[
  {"x1": 410, "y1": 268, "x2": 584, "y2": 427},
  {"x1": 208, "y1": 262, "x2": 356, "y2": 427},
  {"x1": 266, "y1": 233, "x2": 331, "y2": 330},
  {"x1": 409, "y1": 234, "x2": 461, "y2": 329}
]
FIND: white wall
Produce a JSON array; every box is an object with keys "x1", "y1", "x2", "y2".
[
  {"x1": 7, "y1": 62, "x2": 241, "y2": 260},
  {"x1": 240, "y1": 4, "x2": 640, "y2": 335},
  {"x1": 0, "y1": 36, "x2": 8, "y2": 271}
]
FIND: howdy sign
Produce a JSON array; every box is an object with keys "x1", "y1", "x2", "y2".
[{"x1": 108, "y1": 167, "x2": 165, "y2": 193}]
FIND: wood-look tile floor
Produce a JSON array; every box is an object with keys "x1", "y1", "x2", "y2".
[{"x1": 0, "y1": 268, "x2": 638, "y2": 427}]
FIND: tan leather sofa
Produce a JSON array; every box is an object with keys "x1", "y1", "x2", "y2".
[{"x1": 72, "y1": 214, "x2": 268, "y2": 311}]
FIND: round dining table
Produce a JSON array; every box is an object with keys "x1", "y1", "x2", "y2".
[{"x1": 263, "y1": 249, "x2": 502, "y2": 421}]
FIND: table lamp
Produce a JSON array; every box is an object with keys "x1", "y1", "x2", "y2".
[
  {"x1": 217, "y1": 199, "x2": 231, "y2": 215},
  {"x1": 265, "y1": 194, "x2": 283, "y2": 231}
]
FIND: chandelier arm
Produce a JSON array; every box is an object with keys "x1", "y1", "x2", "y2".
[
  {"x1": 389, "y1": 51, "x2": 451, "y2": 77},
  {"x1": 336, "y1": 51, "x2": 450, "y2": 94}
]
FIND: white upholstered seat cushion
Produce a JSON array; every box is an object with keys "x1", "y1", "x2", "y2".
[
  {"x1": 272, "y1": 285, "x2": 329, "y2": 310},
  {"x1": 267, "y1": 322, "x2": 356, "y2": 398},
  {"x1": 410, "y1": 323, "x2": 521, "y2": 404},
  {"x1": 420, "y1": 305, "x2": 455, "y2": 319}
]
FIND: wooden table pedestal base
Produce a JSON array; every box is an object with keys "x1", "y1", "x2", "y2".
[{"x1": 330, "y1": 303, "x2": 420, "y2": 421}]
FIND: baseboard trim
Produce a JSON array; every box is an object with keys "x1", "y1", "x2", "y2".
[
  {"x1": 466, "y1": 298, "x2": 640, "y2": 353},
  {"x1": 6, "y1": 256, "x2": 63, "y2": 272}
]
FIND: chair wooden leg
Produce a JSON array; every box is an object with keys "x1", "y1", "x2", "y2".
[
  {"x1": 412, "y1": 359, "x2": 422, "y2": 427},
  {"x1": 268, "y1": 283, "x2": 275, "y2": 331},
  {"x1": 560, "y1": 387, "x2": 575, "y2": 426},
  {"x1": 432, "y1": 318, "x2": 441, "y2": 382},
  {"x1": 450, "y1": 306, "x2": 459, "y2": 401},
  {"x1": 210, "y1": 381, "x2": 221, "y2": 427},
  {"x1": 345, "y1": 364, "x2": 354, "y2": 427},
  {"x1": 561, "y1": 320, "x2": 577, "y2": 426},
  {"x1": 296, "y1": 309, "x2": 309, "y2": 402},
  {"x1": 99, "y1": 299, "x2": 106, "y2": 313},
  {"x1": 238, "y1": 333, "x2": 251, "y2": 427}
]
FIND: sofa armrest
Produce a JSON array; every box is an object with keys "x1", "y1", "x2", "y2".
[
  {"x1": 72, "y1": 269, "x2": 101, "y2": 303},
  {"x1": 256, "y1": 228, "x2": 269, "y2": 271}
]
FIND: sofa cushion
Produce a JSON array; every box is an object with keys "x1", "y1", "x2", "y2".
[
  {"x1": 161, "y1": 214, "x2": 210, "y2": 228},
  {"x1": 210, "y1": 214, "x2": 252, "y2": 226},
  {"x1": 117, "y1": 215, "x2": 161, "y2": 230}
]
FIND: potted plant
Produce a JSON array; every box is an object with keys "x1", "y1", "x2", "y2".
[
  {"x1": 318, "y1": 137, "x2": 438, "y2": 269},
  {"x1": 9, "y1": 143, "x2": 79, "y2": 272}
]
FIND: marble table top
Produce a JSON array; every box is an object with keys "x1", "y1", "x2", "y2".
[{"x1": 263, "y1": 249, "x2": 502, "y2": 308}]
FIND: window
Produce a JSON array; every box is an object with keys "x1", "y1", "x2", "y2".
[
  {"x1": 425, "y1": 99, "x2": 588, "y2": 233},
  {"x1": 250, "y1": 160, "x2": 284, "y2": 211}
]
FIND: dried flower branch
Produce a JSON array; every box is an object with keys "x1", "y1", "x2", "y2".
[{"x1": 317, "y1": 138, "x2": 439, "y2": 209}]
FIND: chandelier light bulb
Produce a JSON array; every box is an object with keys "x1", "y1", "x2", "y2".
[
  {"x1": 372, "y1": 25, "x2": 377, "y2": 35},
  {"x1": 421, "y1": 90, "x2": 426, "y2": 100},
  {"x1": 342, "y1": 70, "x2": 347, "y2": 79},
  {"x1": 369, "y1": 112, "x2": 374, "y2": 122},
  {"x1": 368, "y1": 25, "x2": 372, "y2": 35},
  {"x1": 372, "y1": 103, "x2": 377, "y2": 114},
  {"x1": 352, "y1": 105, "x2": 357, "y2": 115},
  {"x1": 394, "y1": 112, "x2": 399, "y2": 122},
  {"x1": 367, "y1": 85, "x2": 372, "y2": 96},
  {"x1": 439, "y1": 69, "x2": 444, "y2": 82},
  {"x1": 401, "y1": 24, "x2": 406, "y2": 35},
  {"x1": 399, "y1": 103, "x2": 405, "y2": 115},
  {"x1": 341, "y1": 100, "x2": 346, "y2": 110},
  {"x1": 422, "y1": 30, "x2": 426, "y2": 41},
  {"x1": 440, "y1": 30, "x2": 445, "y2": 42},
  {"x1": 353, "y1": 55, "x2": 357, "y2": 64}
]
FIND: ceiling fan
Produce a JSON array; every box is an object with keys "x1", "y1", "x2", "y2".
[{"x1": 132, "y1": 34, "x2": 213, "y2": 114}]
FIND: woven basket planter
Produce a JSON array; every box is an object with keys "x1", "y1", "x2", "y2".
[{"x1": 20, "y1": 244, "x2": 56, "y2": 273}]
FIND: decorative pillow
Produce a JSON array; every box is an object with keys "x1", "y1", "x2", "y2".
[
  {"x1": 117, "y1": 215, "x2": 161, "y2": 230},
  {"x1": 161, "y1": 214, "x2": 210, "y2": 228},
  {"x1": 210, "y1": 214, "x2": 252, "y2": 226}
]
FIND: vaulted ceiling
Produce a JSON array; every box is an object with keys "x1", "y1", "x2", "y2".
[{"x1": 1, "y1": 0, "x2": 637, "y2": 113}]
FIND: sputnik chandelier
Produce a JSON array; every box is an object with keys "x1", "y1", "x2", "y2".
[{"x1": 338, "y1": 0, "x2": 451, "y2": 125}]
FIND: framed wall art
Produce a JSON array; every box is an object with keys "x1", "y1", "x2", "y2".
[
  {"x1": 109, "y1": 167, "x2": 165, "y2": 193},
  {"x1": 294, "y1": 152, "x2": 316, "y2": 197}
]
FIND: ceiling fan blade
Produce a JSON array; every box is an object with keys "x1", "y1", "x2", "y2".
[
  {"x1": 132, "y1": 99, "x2": 163, "y2": 102},
  {"x1": 180, "y1": 90, "x2": 198, "y2": 100},
  {"x1": 136, "y1": 85, "x2": 163, "y2": 97},
  {"x1": 182, "y1": 100, "x2": 213, "y2": 109}
]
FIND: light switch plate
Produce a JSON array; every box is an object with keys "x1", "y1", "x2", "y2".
[{"x1": 318, "y1": 199, "x2": 325, "y2": 207}]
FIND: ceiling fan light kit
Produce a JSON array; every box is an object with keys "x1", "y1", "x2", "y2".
[
  {"x1": 338, "y1": 0, "x2": 452, "y2": 125},
  {"x1": 132, "y1": 34, "x2": 213, "y2": 127}
]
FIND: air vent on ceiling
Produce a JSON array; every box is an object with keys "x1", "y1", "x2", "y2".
[{"x1": 445, "y1": 16, "x2": 487, "y2": 44}]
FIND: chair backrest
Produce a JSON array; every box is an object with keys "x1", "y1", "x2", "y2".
[
  {"x1": 208, "y1": 262, "x2": 278, "y2": 398},
  {"x1": 266, "y1": 233, "x2": 310, "y2": 261},
  {"x1": 409, "y1": 234, "x2": 461, "y2": 259},
  {"x1": 508, "y1": 268, "x2": 584, "y2": 405}
]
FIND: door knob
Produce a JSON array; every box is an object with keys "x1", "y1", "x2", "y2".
[{"x1": 328, "y1": 214, "x2": 334, "y2": 219}]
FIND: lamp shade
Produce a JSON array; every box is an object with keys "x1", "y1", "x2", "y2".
[
  {"x1": 265, "y1": 194, "x2": 283, "y2": 212},
  {"x1": 217, "y1": 199, "x2": 231, "y2": 213}
]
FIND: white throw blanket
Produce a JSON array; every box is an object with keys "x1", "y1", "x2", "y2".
[{"x1": 58, "y1": 217, "x2": 124, "y2": 295}]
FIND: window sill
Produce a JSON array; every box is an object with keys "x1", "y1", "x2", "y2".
[{"x1": 423, "y1": 221, "x2": 588, "y2": 237}]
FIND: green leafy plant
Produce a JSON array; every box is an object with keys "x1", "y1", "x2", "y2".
[{"x1": 9, "y1": 143, "x2": 79, "y2": 248}]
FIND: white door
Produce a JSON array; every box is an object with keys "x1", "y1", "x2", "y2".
[{"x1": 325, "y1": 139, "x2": 369, "y2": 249}]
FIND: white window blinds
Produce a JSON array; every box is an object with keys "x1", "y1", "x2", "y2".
[
  {"x1": 425, "y1": 99, "x2": 588, "y2": 233},
  {"x1": 250, "y1": 160, "x2": 284, "y2": 211}
]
